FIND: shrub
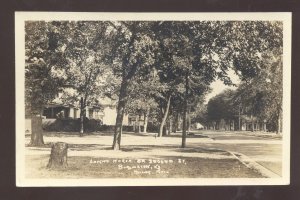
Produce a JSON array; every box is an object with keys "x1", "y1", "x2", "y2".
[
  {"x1": 43, "y1": 118, "x2": 80, "y2": 132},
  {"x1": 42, "y1": 118, "x2": 135, "y2": 133}
]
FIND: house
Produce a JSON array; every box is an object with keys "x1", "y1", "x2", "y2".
[
  {"x1": 42, "y1": 97, "x2": 129, "y2": 126},
  {"x1": 205, "y1": 115, "x2": 267, "y2": 132},
  {"x1": 25, "y1": 97, "x2": 129, "y2": 134},
  {"x1": 43, "y1": 103, "x2": 102, "y2": 121},
  {"x1": 195, "y1": 123, "x2": 204, "y2": 130},
  {"x1": 239, "y1": 115, "x2": 267, "y2": 131}
]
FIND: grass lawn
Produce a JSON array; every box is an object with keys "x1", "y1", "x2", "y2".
[
  {"x1": 25, "y1": 153, "x2": 264, "y2": 179},
  {"x1": 24, "y1": 131, "x2": 268, "y2": 179}
]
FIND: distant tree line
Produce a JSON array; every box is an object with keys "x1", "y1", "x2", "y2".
[{"x1": 194, "y1": 53, "x2": 283, "y2": 134}]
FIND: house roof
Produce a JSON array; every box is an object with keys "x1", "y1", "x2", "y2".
[
  {"x1": 47, "y1": 97, "x2": 116, "y2": 109},
  {"x1": 44, "y1": 103, "x2": 70, "y2": 108}
]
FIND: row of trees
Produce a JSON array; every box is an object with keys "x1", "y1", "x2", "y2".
[
  {"x1": 194, "y1": 52, "x2": 283, "y2": 133},
  {"x1": 25, "y1": 21, "x2": 283, "y2": 149}
]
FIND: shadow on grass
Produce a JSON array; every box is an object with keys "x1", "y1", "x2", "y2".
[
  {"x1": 120, "y1": 144, "x2": 179, "y2": 152},
  {"x1": 164, "y1": 133, "x2": 209, "y2": 139},
  {"x1": 43, "y1": 131, "x2": 115, "y2": 137},
  {"x1": 27, "y1": 143, "x2": 227, "y2": 154},
  {"x1": 26, "y1": 143, "x2": 52, "y2": 148},
  {"x1": 27, "y1": 143, "x2": 176, "y2": 152},
  {"x1": 43, "y1": 132, "x2": 83, "y2": 137},
  {"x1": 26, "y1": 143, "x2": 110, "y2": 151},
  {"x1": 174, "y1": 147, "x2": 231, "y2": 156},
  {"x1": 121, "y1": 147, "x2": 151, "y2": 152},
  {"x1": 71, "y1": 144, "x2": 174, "y2": 152},
  {"x1": 42, "y1": 131, "x2": 158, "y2": 137},
  {"x1": 68, "y1": 144, "x2": 110, "y2": 151},
  {"x1": 122, "y1": 132, "x2": 156, "y2": 137},
  {"x1": 68, "y1": 144, "x2": 179, "y2": 152},
  {"x1": 40, "y1": 131, "x2": 210, "y2": 139}
]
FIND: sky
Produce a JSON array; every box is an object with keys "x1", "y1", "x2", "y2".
[{"x1": 204, "y1": 69, "x2": 240, "y2": 104}]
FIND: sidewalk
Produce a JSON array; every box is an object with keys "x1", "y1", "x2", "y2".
[
  {"x1": 199, "y1": 130, "x2": 282, "y2": 140},
  {"x1": 194, "y1": 130, "x2": 282, "y2": 176}
]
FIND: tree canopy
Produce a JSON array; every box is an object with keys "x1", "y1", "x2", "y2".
[{"x1": 25, "y1": 20, "x2": 284, "y2": 147}]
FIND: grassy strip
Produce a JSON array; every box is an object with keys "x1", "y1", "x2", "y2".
[{"x1": 26, "y1": 155, "x2": 264, "y2": 179}]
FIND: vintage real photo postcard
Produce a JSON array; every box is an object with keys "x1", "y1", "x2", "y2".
[{"x1": 15, "y1": 12, "x2": 291, "y2": 186}]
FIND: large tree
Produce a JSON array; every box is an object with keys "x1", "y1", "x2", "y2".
[
  {"x1": 106, "y1": 22, "x2": 158, "y2": 150},
  {"x1": 233, "y1": 51, "x2": 283, "y2": 133},
  {"x1": 152, "y1": 21, "x2": 234, "y2": 147},
  {"x1": 59, "y1": 21, "x2": 109, "y2": 136},
  {"x1": 125, "y1": 70, "x2": 161, "y2": 133},
  {"x1": 26, "y1": 21, "x2": 111, "y2": 140},
  {"x1": 25, "y1": 21, "x2": 69, "y2": 146}
]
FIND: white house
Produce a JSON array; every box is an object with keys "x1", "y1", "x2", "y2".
[
  {"x1": 25, "y1": 97, "x2": 129, "y2": 134},
  {"x1": 42, "y1": 97, "x2": 129, "y2": 125}
]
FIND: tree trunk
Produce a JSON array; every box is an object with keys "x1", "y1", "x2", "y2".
[
  {"x1": 132, "y1": 118, "x2": 136, "y2": 132},
  {"x1": 169, "y1": 117, "x2": 173, "y2": 135},
  {"x1": 251, "y1": 114, "x2": 254, "y2": 132},
  {"x1": 112, "y1": 30, "x2": 138, "y2": 150},
  {"x1": 79, "y1": 97, "x2": 84, "y2": 137},
  {"x1": 158, "y1": 95, "x2": 171, "y2": 137},
  {"x1": 238, "y1": 105, "x2": 241, "y2": 131},
  {"x1": 135, "y1": 115, "x2": 139, "y2": 133},
  {"x1": 162, "y1": 126, "x2": 167, "y2": 136},
  {"x1": 182, "y1": 71, "x2": 189, "y2": 148},
  {"x1": 158, "y1": 100, "x2": 164, "y2": 135},
  {"x1": 112, "y1": 80, "x2": 128, "y2": 150},
  {"x1": 181, "y1": 105, "x2": 187, "y2": 148},
  {"x1": 178, "y1": 114, "x2": 182, "y2": 131},
  {"x1": 166, "y1": 117, "x2": 170, "y2": 135},
  {"x1": 226, "y1": 120, "x2": 229, "y2": 131},
  {"x1": 227, "y1": 121, "x2": 230, "y2": 131},
  {"x1": 47, "y1": 142, "x2": 68, "y2": 169},
  {"x1": 187, "y1": 107, "x2": 191, "y2": 134},
  {"x1": 173, "y1": 112, "x2": 178, "y2": 133},
  {"x1": 138, "y1": 114, "x2": 141, "y2": 133},
  {"x1": 143, "y1": 108, "x2": 150, "y2": 133},
  {"x1": 30, "y1": 114, "x2": 44, "y2": 146},
  {"x1": 276, "y1": 108, "x2": 282, "y2": 134}
]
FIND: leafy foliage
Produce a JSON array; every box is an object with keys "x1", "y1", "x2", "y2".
[
  {"x1": 59, "y1": 21, "x2": 110, "y2": 108},
  {"x1": 232, "y1": 51, "x2": 283, "y2": 132},
  {"x1": 207, "y1": 89, "x2": 237, "y2": 122},
  {"x1": 25, "y1": 20, "x2": 284, "y2": 146},
  {"x1": 25, "y1": 21, "x2": 69, "y2": 114}
]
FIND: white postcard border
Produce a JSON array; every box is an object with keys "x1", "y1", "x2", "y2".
[{"x1": 15, "y1": 12, "x2": 292, "y2": 187}]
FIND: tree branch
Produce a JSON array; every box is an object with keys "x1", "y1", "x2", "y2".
[{"x1": 107, "y1": 21, "x2": 119, "y2": 31}]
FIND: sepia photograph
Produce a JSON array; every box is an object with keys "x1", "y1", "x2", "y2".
[{"x1": 15, "y1": 12, "x2": 291, "y2": 186}]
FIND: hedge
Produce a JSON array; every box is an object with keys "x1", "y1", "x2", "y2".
[{"x1": 42, "y1": 118, "x2": 158, "y2": 133}]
